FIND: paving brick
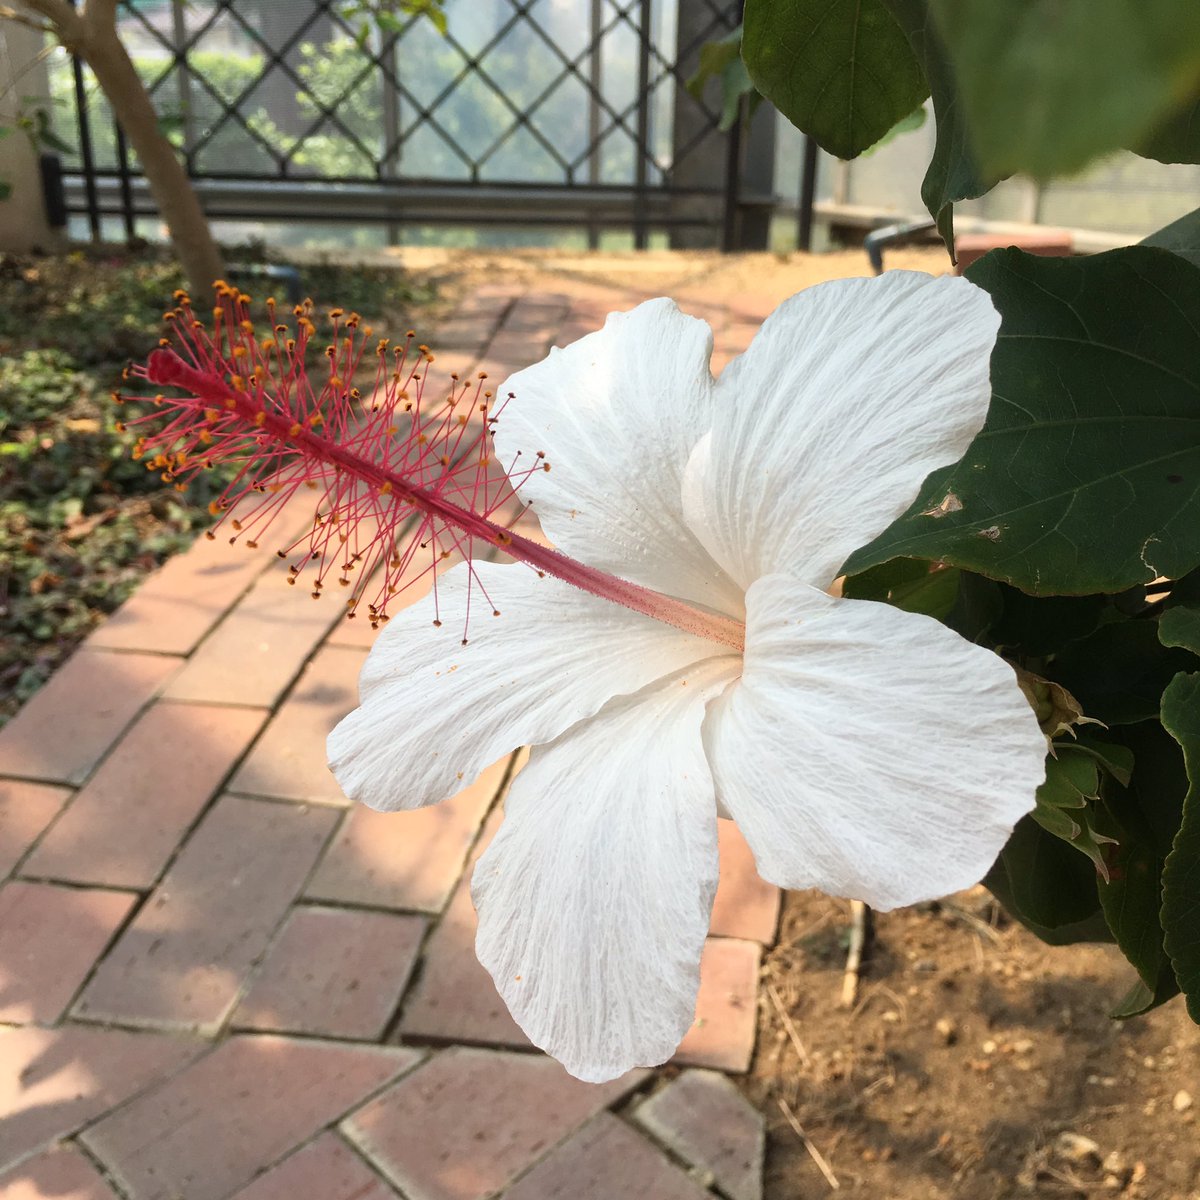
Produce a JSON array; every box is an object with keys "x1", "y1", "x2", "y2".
[
  {"x1": 230, "y1": 1133, "x2": 395, "y2": 1200},
  {"x1": 23, "y1": 703, "x2": 267, "y2": 889},
  {"x1": 85, "y1": 527, "x2": 279, "y2": 657},
  {"x1": 0, "y1": 882, "x2": 136, "y2": 1024},
  {"x1": 0, "y1": 1025, "x2": 203, "y2": 1169},
  {"x1": 74, "y1": 796, "x2": 338, "y2": 1033},
  {"x1": 503, "y1": 1114, "x2": 710, "y2": 1200},
  {"x1": 674, "y1": 939, "x2": 761, "y2": 1074},
  {"x1": 163, "y1": 568, "x2": 338, "y2": 707},
  {"x1": 633, "y1": 1070, "x2": 764, "y2": 1200},
  {"x1": 81, "y1": 1035, "x2": 422, "y2": 1200},
  {"x1": 233, "y1": 905, "x2": 425, "y2": 1040},
  {"x1": 307, "y1": 756, "x2": 507, "y2": 914},
  {"x1": 709, "y1": 821, "x2": 780, "y2": 945},
  {"x1": 0, "y1": 650, "x2": 179, "y2": 785},
  {"x1": 0, "y1": 1145, "x2": 121, "y2": 1199},
  {"x1": 228, "y1": 645, "x2": 365, "y2": 804},
  {"x1": 398, "y1": 802, "x2": 528, "y2": 1047},
  {"x1": 0, "y1": 780, "x2": 70, "y2": 878},
  {"x1": 342, "y1": 1047, "x2": 645, "y2": 1200}
]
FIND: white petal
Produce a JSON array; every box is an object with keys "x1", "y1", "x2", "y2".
[
  {"x1": 682, "y1": 272, "x2": 1000, "y2": 590},
  {"x1": 703, "y1": 575, "x2": 1046, "y2": 910},
  {"x1": 493, "y1": 299, "x2": 743, "y2": 615},
  {"x1": 328, "y1": 560, "x2": 715, "y2": 812},
  {"x1": 473, "y1": 655, "x2": 740, "y2": 1083}
]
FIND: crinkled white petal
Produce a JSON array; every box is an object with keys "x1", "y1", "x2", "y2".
[
  {"x1": 328, "y1": 560, "x2": 714, "y2": 812},
  {"x1": 493, "y1": 299, "x2": 743, "y2": 616},
  {"x1": 473, "y1": 654, "x2": 741, "y2": 1083},
  {"x1": 682, "y1": 272, "x2": 1000, "y2": 590},
  {"x1": 703, "y1": 575, "x2": 1046, "y2": 910}
]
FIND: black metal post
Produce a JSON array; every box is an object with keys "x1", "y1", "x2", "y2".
[
  {"x1": 586, "y1": 0, "x2": 603, "y2": 250},
  {"x1": 797, "y1": 134, "x2": 818, "y2": 251},
  {"x1": 71, "y1": 53, "x2": 100, "y2": 240},
  {"x1": 115, "y1": 124, "x2": 136, "y2": 239},
  {"x1": 633, "y1": 0, "x2": 652, "y2": 250}
]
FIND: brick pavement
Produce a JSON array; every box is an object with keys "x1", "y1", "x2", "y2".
[{"x1": 0, "y1": 274, "x2": 781, "y2": 1200}]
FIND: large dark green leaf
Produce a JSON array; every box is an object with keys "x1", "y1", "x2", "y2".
[
  {"x1": 1095, "y1": 794, "x2": 1180, "y2": 1016},
  {"x1": 1161, "y1": 672, "x2": 1200, "y2": 1022},
  {"x1": 926, "y1": 0, "x2": 1200, "y2": 180},
  {"x1": 1141, "y1": 205, "x2": 1200, "y2": 269},
  {"x1": 1160, "y1": 604, "x2": 1200, "y2": 656},
  {"x1": 742, "y1": 0, "x2": 928, "y2": 160},
  {"x1": 1049, "y1": 621, "x2": 1196, "y2": 727},
  {"x1": 1138, "y1": 95, "x2": 1200, "y2": 166},
  {"x1": 986, "y1": 815, "x2": 1109, "y2": 936},
  {"x1": 879, "y1": 0, "x2": 993, "y2": 253},
  {"x1": 843, "y1": 247, "x2": 1200, "y2": 595}
]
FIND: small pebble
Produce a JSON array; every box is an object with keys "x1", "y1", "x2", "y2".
[
  {"x1": 1173, "y1": 1089, "x2": 1193, "y2": 1113},
  {"x1": 1010, "y1": 1038, "x2": 1035, "y2": 1055},
  {"x1": 1054, "y1": 1132, "x2": 1102, "y2": 1166},
  {"x1": 935, "y1": 1017, "x2": 958, "y2": 1045},
  {"x1": 981, "y1": 1039, "x2": 998, "y2": 1054}
]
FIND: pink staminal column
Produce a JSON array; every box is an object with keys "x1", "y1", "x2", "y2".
[{"x1": 120, "y1": 286, "x2": 744, "y2": 651}]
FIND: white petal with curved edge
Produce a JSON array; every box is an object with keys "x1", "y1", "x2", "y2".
[
  {"x1": 682, "y1": 272, "x2": 1000, "y2": 591},
  {"x1": 328, "y1": 560, "x2": 716, "y2": 813},
  {"x1": 704, "y1": 575, "x2": 1046, "y2": 910},
  {"x1": 493, "y1": 299, "x2": 743, "y2": 615},
  {"x1": 473, "y1": 654, "x2": 741, "y2": 1083}
]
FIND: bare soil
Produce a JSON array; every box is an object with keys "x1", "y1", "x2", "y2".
[{"x1": 747, "y1": 888, "x2": 1199, "y2": 1200}]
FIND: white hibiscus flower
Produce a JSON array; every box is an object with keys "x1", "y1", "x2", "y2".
[{"x1": 328, "y1": 271, "x2": 1047, "y2": 1083}]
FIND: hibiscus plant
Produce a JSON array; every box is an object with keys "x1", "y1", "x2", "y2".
[
  {"x1": 737, "y1": 0, "x2": 1200, "y2": 1024},
  {"x1": 121, "y1": 2, "x2": 1200, "y2": 1083}
]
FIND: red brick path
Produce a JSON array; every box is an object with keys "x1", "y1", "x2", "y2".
[{"x1": 0, "y1": 276, "x2": 779, "y2": 1200}]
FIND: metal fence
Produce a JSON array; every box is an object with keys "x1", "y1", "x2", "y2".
[{"x1": 51, "y1": 0, "x2": 781, "y2": 249}]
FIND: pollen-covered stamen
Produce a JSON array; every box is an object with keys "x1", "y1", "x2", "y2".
[{"x1": 121, "y1": 288, "x2": 745, "y2": 650}]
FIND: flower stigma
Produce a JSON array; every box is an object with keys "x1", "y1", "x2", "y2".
[{"x1": 119, "y1": 284, "x2": 745, "y2": 650}]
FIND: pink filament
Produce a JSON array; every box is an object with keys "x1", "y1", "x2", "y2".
[{"x1": 121, "y1": 288, "x2": 744, "y2": 652}]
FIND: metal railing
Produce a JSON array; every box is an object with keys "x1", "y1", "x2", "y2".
[{"x1": 54, "y1": 0, "x2": 776, "y2": 248}]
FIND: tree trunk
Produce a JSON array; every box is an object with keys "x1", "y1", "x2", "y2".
[
  {"x1": 80, "y1": 21, "x2": 224, "y2": 292},
  {"x1": 14, "y1": 0, "x2": 225, "y2": 292}
]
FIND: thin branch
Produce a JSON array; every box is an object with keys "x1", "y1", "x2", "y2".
[
  {"x1": 840, "y1": 899, "x2": 871, "y2": 1008},
  {"x1": 0, "y1": 37, "x2": 56, "y2": 104},
  {"x1": 777, "y1": 1098, "x2": 840, "y2": 1191},
  {"x1": 766, "y1": 981, "x2": 812, "y2": 1070},
  {"x1": 11, "y1": 0, "x2": 83, "y2": 43},
  {"x1": 0, "y1": 5, "x2": 54, "y2": 34}
]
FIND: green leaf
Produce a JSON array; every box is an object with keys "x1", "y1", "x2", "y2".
[
  {"x1": 1140, "y1": 205, "x2": 1200, "y2": 269},
  {"x1": 1049, "y1": 620, "x2": 1195, "y2": 726},
  {"x1": 1072, "y1": 732, "x2": 1135, "y2": 789},
  {"x1": 1095, "y1": 791, "x2": 1180, "y2": 1011},
  {"x1": 1161, "y1": 605, "x2": 1200, "y2": 656},
  {"x1": 0, "y1": 181, "x2": 10, "y2": 202},
  {"x1": 1138, "y1": 94, "x2": 1200, "y2": 165},
  {"x1": 742, "y1": 0, "x2": 927, "y2": 160},
  {"x1": 985, "y1": 815, "x2": 1111, "y2": 941},
  {"x1": 1031, "y1": 748, "x2": 1116, "y2": 876},
  {"x1": 879, "y1": 0, "x2": 993, "y2": 253},
  {"x1": 686, "y1": 28, "x2": 758, "y2": 132},
  {"x1": 863, "y1": 104, "x2": 927, "y2": 154},
  {"x1": 842, "y1": 247, "x2": 1200, "y2": 595},
  {"x1": 926, "y1": 0, "x2": 1200, "y2": 180},
  {"x1": 842, "y1": 557, "x2": 958, "y2": 618},
  {"x1": 1161, "y1": 671, "x2": 1200, "y2": 1022}
]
